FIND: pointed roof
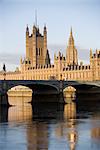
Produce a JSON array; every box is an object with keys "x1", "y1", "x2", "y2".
[
  {"x1": 45, "y1": 50, "x2": 51, "y2": 65},
  {"x1": 70, "y1": 27, "x2": 73, "y2": 36},
  {"x1": 70, "y1": 27, "x2": 74, "y2": 39},
  {"x1": 68, "y1": 27, "x2": 74, "y2": 46},
  {"x1": 26, "y1": 25, "x2": 29, "y2": 32}
]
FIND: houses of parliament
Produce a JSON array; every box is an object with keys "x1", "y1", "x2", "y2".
[{"x1": 0, "y1": 23, "x2": 100, "y2": 81}]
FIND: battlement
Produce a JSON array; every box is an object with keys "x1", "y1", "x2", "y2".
[
  {"x1": 27, "y1": 64, "x2": 54, "y2": 70},
  {"x1": 63, "y1": 65, "x2": 90, "y2": 71},
  {"x1": 54, "y1": 52, "x2": 66, "y2": 61},
  {"x1": 22, "y1": 58, "x2": 31, "y2": 64},
  {"x1": 90, "y1": 49, "x2": 100, "y2": 59},
  {"x1": 27, "y1": 26, "x2": 43, "y2": 38},
  {"x1": 93, "y1": 50, "x2": 100, "y2": 58}
]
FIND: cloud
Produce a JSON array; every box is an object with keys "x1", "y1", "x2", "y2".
[
  {"x1": 0, "y1": 52, "x2": 24, "y2": 71},
  {"x1": 0, "y1": 53, "x2": 20, "y2": 64}
]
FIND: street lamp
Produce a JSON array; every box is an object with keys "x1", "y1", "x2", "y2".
[{"x1": 3, "y1": 63, "x2": 6, "y2": 80}]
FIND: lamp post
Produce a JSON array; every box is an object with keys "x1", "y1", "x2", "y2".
[
  {"x1": 1, "y1": 64, "x2": 9, "y2": 105},
  {"x1": 59, "y1": 74, "x2": 64, "y2": 103},
  {"x1": 3, "y1": 63, "x2": 6, "y2": 80}
]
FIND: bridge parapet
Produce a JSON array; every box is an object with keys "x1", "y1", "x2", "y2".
[
  {"x1": 77, "y1": 81, "x2": 100, "y2": 87},
  {"x1": 0, "y1": 80, "x2": 61, "y2": 94},
  {"x1": 0, "y1": 80, "x2": 100, "y2": 94}
]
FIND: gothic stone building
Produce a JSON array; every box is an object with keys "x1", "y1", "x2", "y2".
[{"x1": 0, "y1": 24, "x2": 100, "y2": 81}]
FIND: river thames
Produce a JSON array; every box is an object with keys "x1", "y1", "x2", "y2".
[{"x1": 0, "y1": 94, "x2": 100, "y2": 150}]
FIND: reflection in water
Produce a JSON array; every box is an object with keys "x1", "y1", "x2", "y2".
[
  {"x1": 64, "y1": 102, "x2": 77, "y2": 150},
  {"x1": 64, "y1": 102, "x2": 76, "y2": 120},
  {"x1": 67, "y1": 130, "x2": 78, "y2": 150},
  {"x1": 27, "y1": 122, "x2": 48, "y2": 150},
  {"x1": 91, "y1": 113, "x2": 100, "y2": 149},
  {"x1": 54, "y1": 102, "x2": 77, "y2": 150},
  {"x1": 0, "y1": 106, "x2": 8, "y2": 122},
  {"x1": 32, "y1": 102, "x2": 64, "y2": 119},
  {"x1": 0, "y1": 94, "x2": 100, "y2": 150},
  {"x1": 91, "y1": 128, "x2": 100, "y2": 140}
]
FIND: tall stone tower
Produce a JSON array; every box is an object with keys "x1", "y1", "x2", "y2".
[
  {"x1": 26, "y1": 25, "x2": 29, "y2": 60},
  {"x1": 66, "y1": 28, "x2": 78, "y2": 66},
  {"x1": 43, "y1": 25, "x2": 47, "y2": 64},
  {"x1": 25, "y1": 24, "x2": 50, "y2": 67},
  {"x1": 90, "y1": 49, "x2": 100, "y2": 80}
]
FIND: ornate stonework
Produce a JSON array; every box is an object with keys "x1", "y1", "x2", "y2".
[{"x1": 0, "y1": 24, "x2": 100, "y2": 81}]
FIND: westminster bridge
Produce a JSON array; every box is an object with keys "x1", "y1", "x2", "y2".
[{"x1": 0, "y1": 80, "x2": 100, "y2": 105}]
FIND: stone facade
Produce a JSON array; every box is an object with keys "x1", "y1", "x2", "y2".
[
  {"x1": 66, "y1": 27, "x2": 78, "y2": 65},
  {"x1": 0, "y1": 25, "x2": 100, "y2": 81},
  {"x1": 26, "y1": 25, "x2": 50, "y2": 66}
]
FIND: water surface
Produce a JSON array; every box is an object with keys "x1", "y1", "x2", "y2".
[{"x1": 0, "y1": 95, "x2": 100, "y2": 150}]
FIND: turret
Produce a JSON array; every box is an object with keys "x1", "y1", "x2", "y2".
[
  {"x1": 32, "y1": 25, "x2": 37, "y2": 66},
  {"x1": 25, "y1": 23, "x2": 50, "y2": 67},
  {"x1": 45, "y1": 49, "x2": 51, "y2": 65},
  {"x1": 26, "y1": 25, "x2": 29, "y2": 60},
  {"x1": 66, "y1": 28, "x2": 78, "y2": 66},
  {"x1": 54, "y1": 51, "x2": 66, "y2": 80},
  {"x1": 33, "y1": 25, "x2": 37, "y2": 34},
  {"x1": 90, "y1": 48, "x2": 92, "y2": 58},
  {"x1": 20, "y1": 56, "x2": 23, "y2": 64},
  {"x1": 43, "y1": 25, "x2": 47, "y2": 64},
  {"x1": 44, "y1": 25, "x2": 47, "y2": 33},
  {"x1": 54, "y1": 53, "x2": 56, "y2": 60},
  {"x1": 90, "y1": 49, "x2": 100, "y2": 80},
  {"x1": 68, "y1": 27, "x2": 74, "y2": 46},
  {"x1": 26, "y1": 25, "x2": 29, "y2": 35}
]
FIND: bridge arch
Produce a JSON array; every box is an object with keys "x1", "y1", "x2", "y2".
[
  {"x1": 6, "y1": 81, "x2": 60, "y2": 104},
  {"x1": 7, "y1": 83, "x2": 59, "y2": 94},
  {"x1": 7, "y1": 80, "x2": 59, "y2": 95},
  {"x1": 7, "y1": 85, "x2": 32, "y2": 105},
  {"x1": 63, "y1": 81, "x2": 99, "y2": 95}
]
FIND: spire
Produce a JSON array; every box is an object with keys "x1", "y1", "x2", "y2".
[
  {"x1": 66, "y1": 28, "x2": 78, "y2": 65},
  {"x1": 90, "y1": 48, "x2": 92, "y2": 58},
  {"x1": 68, "y1": 27, "x2": 74, "y2": 46},
  {"x1": 35, "y1": 9, "x2": 37, "y2": 27},
  {"x1": 26, "y1": 24, "x2": 29, "y2": 32},
  {"x1": 45, "y1": 49, "x2": 51, "y2": 65},
  {"x1": 70, "y1": 27, "x2": 74, "y2": 40},
  {"x1": 44, "y1": 23, "x2": 46, "y2": 29},
  {"x1": 20, "y1": 56, "x2": 23, "y2": 64},
  {"x1": 70, "y1": 27, "x2": 73, "y2": 36},
  {"x1": 54, "y1": 53, "x2": 56, "y2": 59},
  {"x1": 44, "y1": 24, "x2": 47, "y2": 33}
]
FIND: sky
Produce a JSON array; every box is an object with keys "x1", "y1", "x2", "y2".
[{"x1": 0, "y1": 0, "x2": 100, "y2": 70}]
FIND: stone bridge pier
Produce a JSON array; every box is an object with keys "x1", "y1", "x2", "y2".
[{"x1": 0, "y1": 80, "x2": 9, "y2": 106}]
